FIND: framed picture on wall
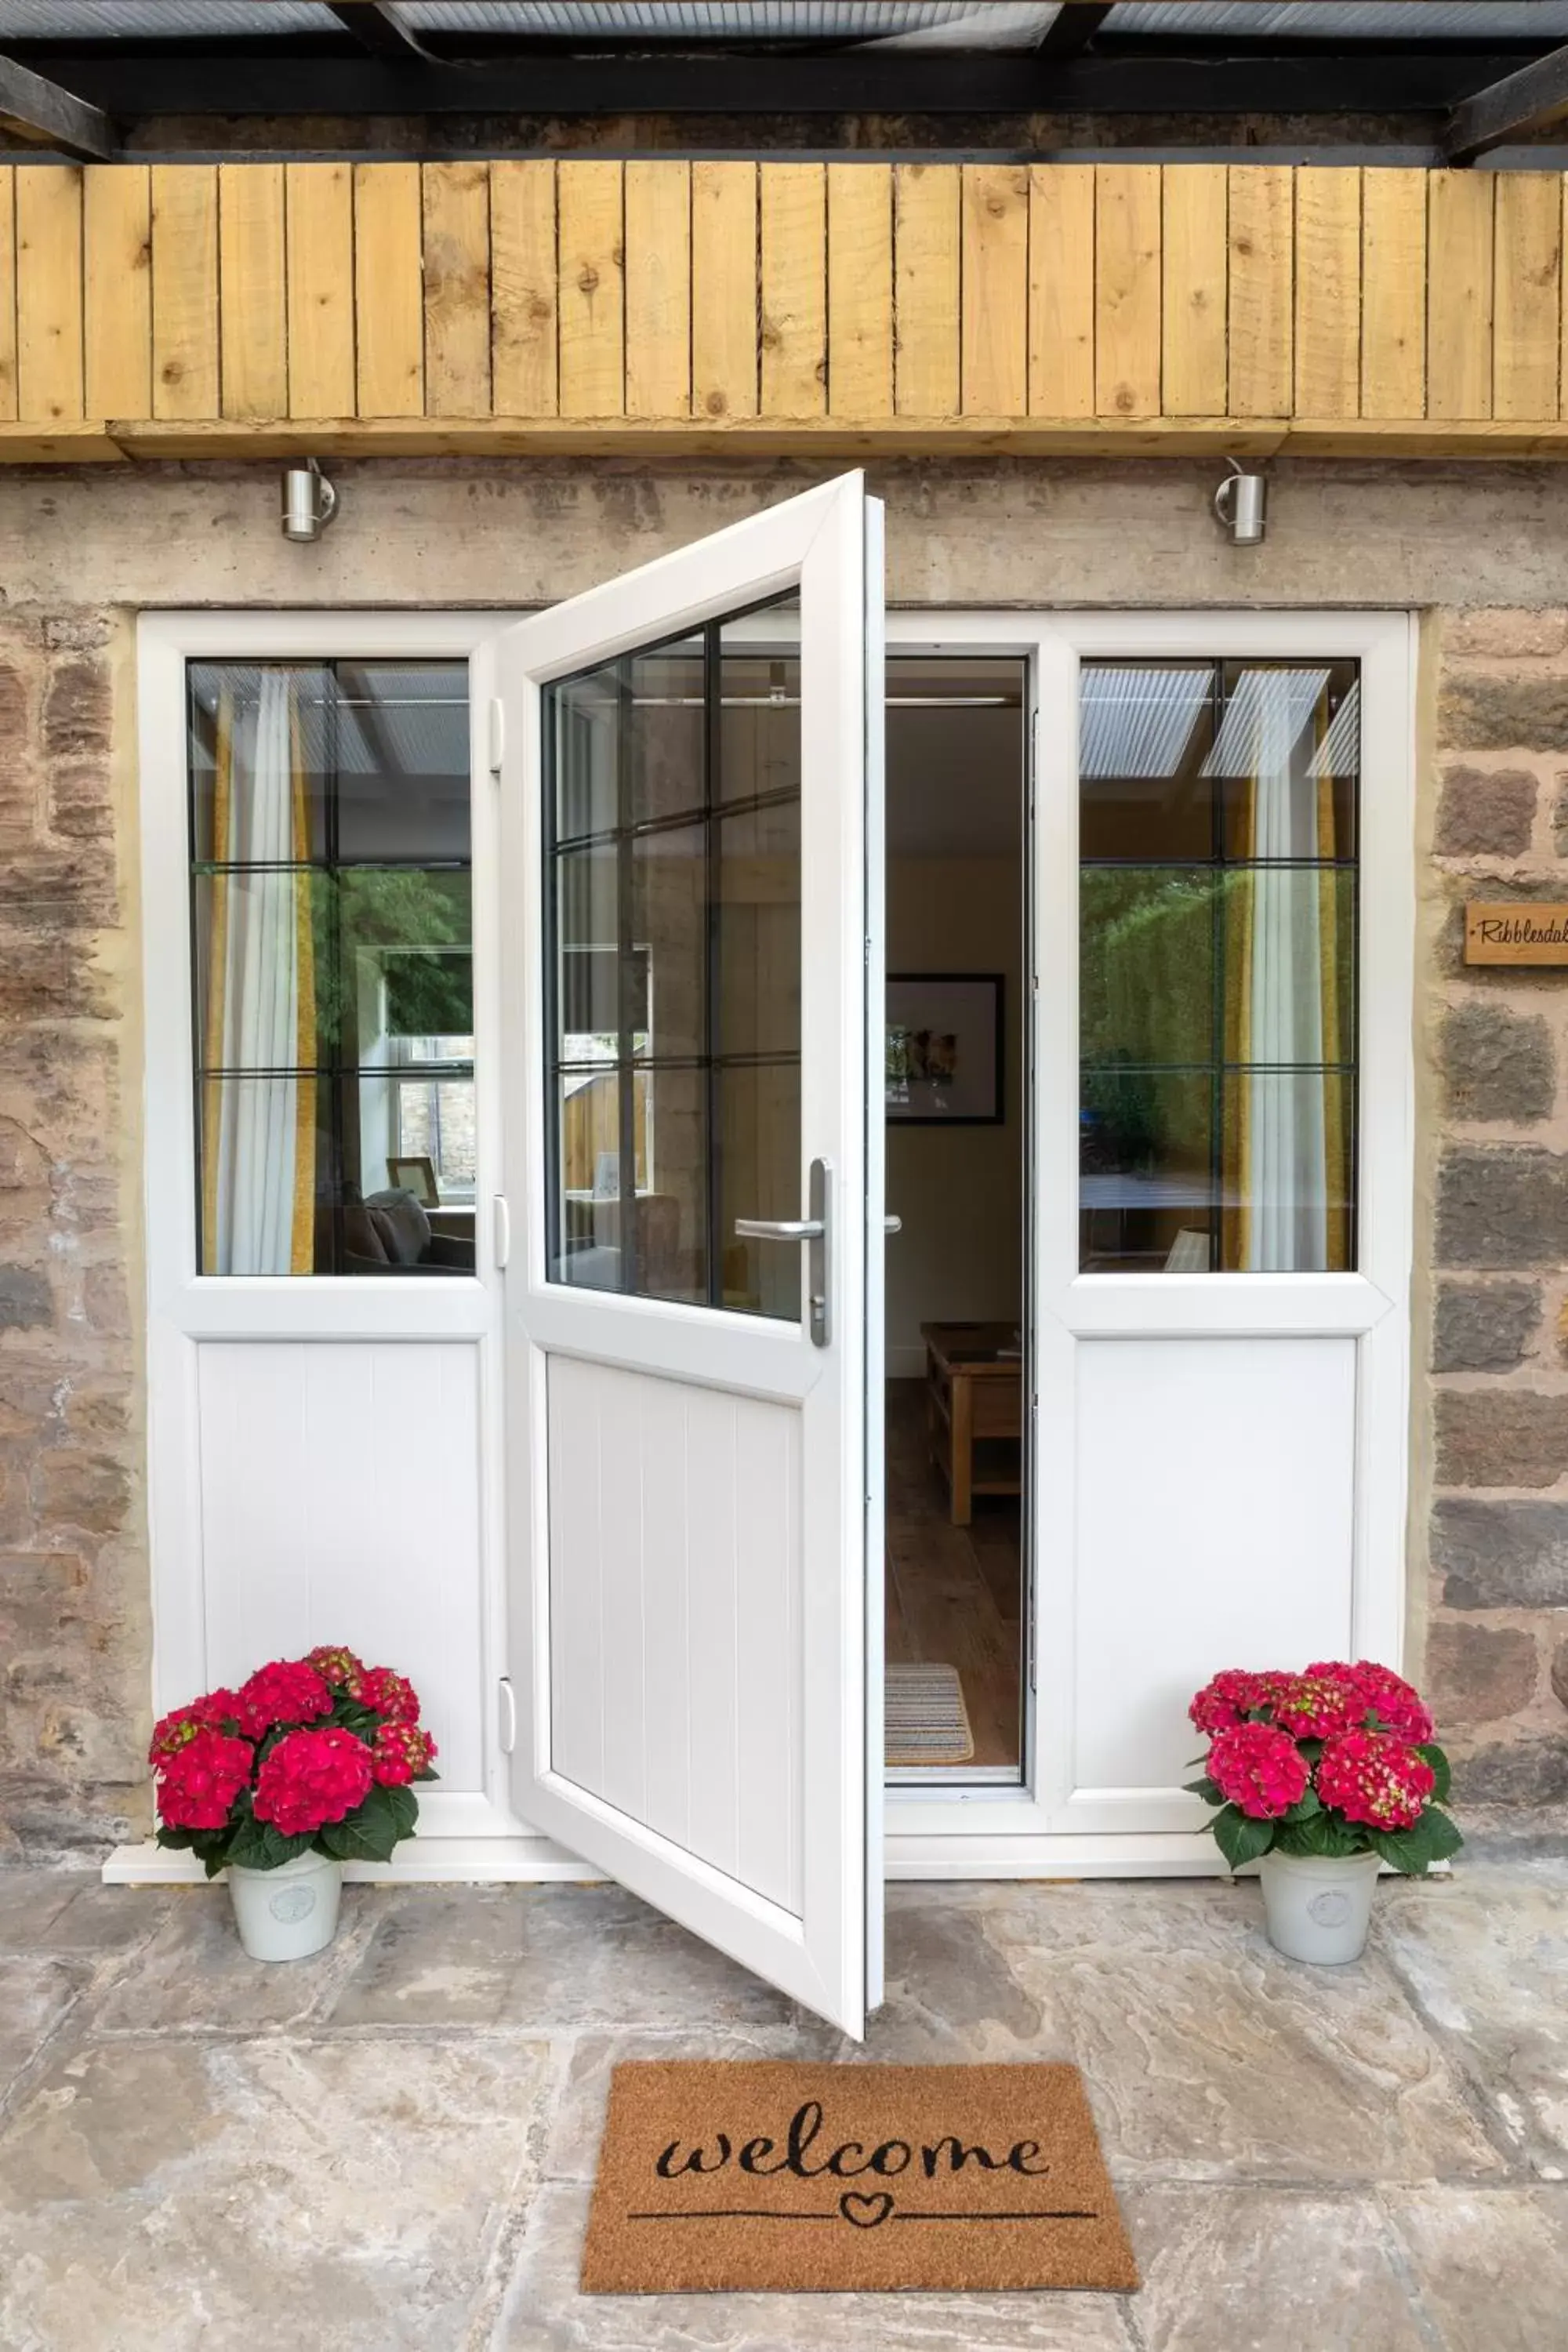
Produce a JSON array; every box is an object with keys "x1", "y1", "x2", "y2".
[
  {"x1": 886, "y1": 974, "x2": 1004, "y2": 1124},
  {"x1": 387, "y1": 1154, "x2": 440, "y2": 1207}
]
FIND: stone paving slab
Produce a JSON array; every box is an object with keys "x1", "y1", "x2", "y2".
[{"x1": 0, "y1": 1858, "x2": 1561, "y2": 2349}]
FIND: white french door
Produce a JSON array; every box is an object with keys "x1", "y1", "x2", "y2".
[{"x1": 490, "y1": 474, "x2": 884, "y2": 2035}]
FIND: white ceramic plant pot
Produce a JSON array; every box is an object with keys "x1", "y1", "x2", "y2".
[
  {"x1": 227, "y1": 1849, "x2": 343, "y2": 1962},
  {"x1": 1258, "y1": 1848, "x2": 1381, "y2": 1965}
]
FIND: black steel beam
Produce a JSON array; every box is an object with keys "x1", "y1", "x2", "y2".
[
  {"x1": 323, "y1": 3, "x2": 437, "y2": 65},
  {"x1": 1443, "y1": 41, "x2": 1568, "y2": 161},
  {"x1": 10, "y1": 43, "x2": 1541, "y2": 120},
  {"x1": 1037, "y1": 4, "x2": 1116, "y2": 60},
  {"x1": 0, "y1": 49, "x2": 114, "y2": 157}
]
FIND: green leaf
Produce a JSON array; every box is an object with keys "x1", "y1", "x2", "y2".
[
  {"x1": 384, "y1": 1783, "x2": 419, "y2": 1841},
  {"x1": 1183, "y1": 1776, "x2": 1223, "y2": 1804},
  {"x1": 1276, "y1": 1809, "x2": 1369, "y2": 1860},
  {"x1": 225, "y1": 1815, "x2": 313, "y2": 1873},
  {"x1": 1370, "y1": 1807, "x2": 1464, "y2": 1876},
  {"x1": 318, "y1": 1784, "x2": 404, "y2": 1864},
  {"x1": 1282, "y1": 1787, "x2": 1323, "y2": 1823},
  {"x1": 1415, "y1": 1743, "x2": 1452, "y2": 1804},
  {"x1": 1210, "y1": 1804, "x2": 1276, "y2": 1871}
]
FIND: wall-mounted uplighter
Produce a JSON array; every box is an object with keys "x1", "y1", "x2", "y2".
[
  {"x1": 281, "y1": 459, "x2": 339, "y2": 543},
  {"x1": 1213, "y1": 459, "x2": 1267, "y2": 546}
]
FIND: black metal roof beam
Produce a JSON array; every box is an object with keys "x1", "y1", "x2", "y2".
[
  {"x1": 1037, "y1": 4, "x2": 1116, "y2": 60},
  {"x1": 10, "y1": 43, "x2": 1544, "y2": 121},
  {"x1": 323, "y1": 4, "x2": 439, "y2": 66},
  {"x1": 0, "y1": 49, "x2": 115, "y2": 158},
  {"x1": 1443, "y1": 41, "x2": 1568, "y2": 162}
]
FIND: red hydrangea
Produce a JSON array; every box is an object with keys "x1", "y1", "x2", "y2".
[
  {"x1": 148, "y1": 1687, "x2": 248, "y2": 1762},
  {"x1": 1207, "y1": 1721, "x2": 1310, "y2": 1820},
  {"x1": 252, "y1": 1725, "x2": 374, "y2": 1837},
  {"x1": 1316, "y1": 1729, "x2": 1435, "y2": 1831},
  {"x1": 154, "y1": 1727, "x2": 254, "y2": 1831},
  {"x1": 1189, "y1": 1668, "x2": 1279, "y2": 1736},
  {"x1": 305, "y1": 1645, "x2": 365, "y2": 1688},
  {"x1": 232, "y1": 1659, "x2": 333, "y2": 1740},
  {"x1": 1269, "y1": 1671, "x2": 1362, "y2": 1740},
  {"x1": 1341, "y1": 1661, "x2": 1435, "y2": 1746},
  {"x1": 348, "y1": 1665, "x2": 420, "y2": 1724},
  {"x1": 371, "y1": 1722, "x2": 437, "y2": 1787}
]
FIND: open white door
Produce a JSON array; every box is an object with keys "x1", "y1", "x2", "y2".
[{"x1": 491, "y1": 474, "x2": 884, "y2": 2036}]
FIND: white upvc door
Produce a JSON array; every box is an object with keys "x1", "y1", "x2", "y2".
[{"x1": 488, "y1": 474, "x2": 884, "y2": 2036}]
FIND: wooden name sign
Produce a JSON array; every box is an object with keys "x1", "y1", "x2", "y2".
[{"x1": 1465, "y1": 905, "x2": 1568, "y2": 966}]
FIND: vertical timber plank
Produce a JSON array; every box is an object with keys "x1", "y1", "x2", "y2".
[
  {"x1": 1428, "y1": 171, "x2": 1494, "y2": 420},
  {"x1": 760, "y1": 161, "x2": 825, "y2": 418},
  {"x1": 960, "y1": 163, "x2": 1028, "y2": 416},
  {"x1": 557, "y1": 159, "x2": 624, "y2": 419},
  {"x1": 1029, "y1": 165, "x2": 1094, "y2": 417},
  {"x1": 423, "y1": 161, "x2": 492, "y2": 417},
  {"x1": 492, "y1": 158, "x2": 557, "y2": 418},
  {"x1": 827, "y1": 162, "x2": 892, "y2": 416},
  {"x1": 1095, "y1": 163, "x2": 1161, "y2": 418},
  {"x1": 151, "y1": 165, "x2": 218, "y2": 419},
  {"x1": 894, "y1": 162, "x2": 959, "y2": 416},
  {"x1": 1161, "y1": 163, "x2": 1226, "y2": 416},
  {"x1": 1360, "y1": 168, "x2": 1426, "y2": 419},
  {"x1": 219, "y1": 163, "x2": 287, "y2": 420},
  {"x1": 626, "y1": 160, "x2": 691, "y2": 418},
  {"x1": 1294, "y1": 166, "x2": 1360, "y2": 418},
  {"x1": 0, "y1": 168, "x2": 14, "y2": 421},
  {"x1": 285, "y1": 162, "x2": 354, "y2": 419},
  {"x1": 1494, "y1": 169, "x2": 1561, "y2": 422},
  {"x1": 16, "y1": 165, "x2": 83, "y2": 423},
  {"x1": 1228, "y1": 165, "x2": 1293, "y2": 417},
  {"x1": 84, "y1": 164, "x2": 151, "y2": 419},
  {"x1": 354, "y1": 162, "x2": 424, "y2": 418},
  {"x1": 692, "y1": 161, "x2": 757, "y2": 422}
]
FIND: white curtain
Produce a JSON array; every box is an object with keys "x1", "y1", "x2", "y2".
[{"x1": 203, "y1": 672, "x2": 316, "y2": 1276}]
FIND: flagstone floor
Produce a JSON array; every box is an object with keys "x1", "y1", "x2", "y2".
[{"x1": 0, "y1": 1835, "x2": 1563, "y2": 2351}]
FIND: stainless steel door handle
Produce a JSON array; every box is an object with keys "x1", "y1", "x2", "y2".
[
  {"x1": 735, "y1": 1157, "x2": 832, "y2": 1348},
  {"x1": 884, "y1": 1214, "x2": 902, "y2": 1235}
]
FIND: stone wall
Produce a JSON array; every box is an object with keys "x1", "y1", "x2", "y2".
[
  {"x1": 0, "y1": 608, "x2": 150, "y2": 1858},
  {"x1": 1427, "y1": 609, "x2": 1568, "y2": 1808},
  {"x1": 3, "y1": 458, "x2": 1568, "y2": 1856}
]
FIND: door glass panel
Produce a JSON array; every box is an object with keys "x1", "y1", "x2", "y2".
[
  {"x1": 187, "y1": 659, "x2": 474, "y2": 1276},
  {"x1": 544, "y1": 599, "x2": 803, "y2": 1316},
  {"x1": 1079, "y1": 658, "x2": 1359, "y2": 1273}
]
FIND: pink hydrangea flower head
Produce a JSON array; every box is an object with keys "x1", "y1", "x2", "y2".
[
  {"x1": 1269, "y1": 1671, "x2": 1362, "y2": 1740},
  {"x1": 148, "y1": 1689, "x2": 247, "y2": 1763},
  {"x1": 1207, "y1": 1720, "x2": 1310, "y2": 1820},
  {"x1": 347, "y1": 1664, "x2": 421, "y2": 1724},
  {"x1": 304, "y1": 1645, "x2": 365, "y2": 1689},
  {"x1": 232, "y1": 1658, "x2": 333, "y2": 1740},
  {"x1": 1340, "y1": 1661, "x2": 1435, "y2": 1745},
  {"x1": 370, "y1": 1721, "x2": 437, "y2": 1788},
  {"x1": 1316, "y1": 1729, "x2": 1436, "y2": 1831},
  {"x1": 1189, "y1": 1668, "x2": 1281, "y2": 1737},
  {"x1": 154, "y1": 1727, "x2": 254, "y2": 1831},
  {"x1": 252, "y1": 1725, "x2": 374, "y2": 1838}
]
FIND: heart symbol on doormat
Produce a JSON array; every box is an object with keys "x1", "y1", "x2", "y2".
[{"x1": 839, "y1": 2191, "x2": 895, "y2": 2228}]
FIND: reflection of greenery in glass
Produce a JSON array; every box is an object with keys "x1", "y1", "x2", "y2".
[
  {"x1": 313, "y1": 869, "x2": 472, "y2": 1054},
  {"x1": 1081, "y1": 869, "x2": 1215, "y2": 1069}
]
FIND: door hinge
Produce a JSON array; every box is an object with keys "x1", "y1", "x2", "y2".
[
  {"x1": 492, "y1": 1194, "x2": 511, "y2": 1269},
  {"x1": 487, "y1": 695, "x2": 505, "y2": 775},
  {"x1": 497, "y1": 1676, "x2": 517, "y2": 1755}
]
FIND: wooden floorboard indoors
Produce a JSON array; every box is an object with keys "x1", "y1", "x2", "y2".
[{"x1": 885, "y1": 1379, "x2": 1022, "y2": 1771}]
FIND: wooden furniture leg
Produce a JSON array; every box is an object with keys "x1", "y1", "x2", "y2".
[{"x1": 949, "y1": 1365, "x2": 973, "y2": 1526}]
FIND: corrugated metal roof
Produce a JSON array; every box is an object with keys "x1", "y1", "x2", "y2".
[
  {"x1": 1106, "y1": 2, "x2": 1568, "y2": 36},
  {"x1": 0, "y1": 2, "x2": 333, "y2": 33},
  {"x1": 0, "y1": 0, "x2": 1060, "y2": 39}
]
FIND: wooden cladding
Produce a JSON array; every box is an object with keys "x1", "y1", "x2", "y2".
[{"x1": 5, "y1": 158, "x2": 1568, "y2": 455}]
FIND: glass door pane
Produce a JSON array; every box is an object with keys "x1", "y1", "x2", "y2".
[{"x1": 543, "y1": 599, "x2": 802, "y2": 1316}]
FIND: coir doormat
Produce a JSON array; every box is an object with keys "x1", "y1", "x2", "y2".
[{"x1": 581, "y1": 2060, "x2": 1138, "y2": 2295}]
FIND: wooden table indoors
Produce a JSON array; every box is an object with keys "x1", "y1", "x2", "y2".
[{"x1": 921, "y1": 1322, "x2": 1023, "y2": 1527}]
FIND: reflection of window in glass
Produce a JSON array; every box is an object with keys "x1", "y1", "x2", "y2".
[
  {"x1": 543, "y1": 604, "x2": 803, "y2": 1318},
  {"x1": 187, "y1": 660, "x2": 475, "y2": 1276},
  {"x1": 1079, "y1": 659, "x2": 1358, "y2": 1275}
]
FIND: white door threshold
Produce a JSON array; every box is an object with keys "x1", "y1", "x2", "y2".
[{"x1": 104, "y1": 1825, "x2": 1231, "y2": 1886}]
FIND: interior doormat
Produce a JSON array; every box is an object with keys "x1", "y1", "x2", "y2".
[
  {"x1": 885, "y1": 1663, "x2": 975, "y2": 1767},
  {"x1": 581, "y1": 2060, "x2": 1138, "y2": 2295}
]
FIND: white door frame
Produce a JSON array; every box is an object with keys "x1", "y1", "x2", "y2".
[{"x1": 114, "y1": 603, "x2": 1414, "y2": 1889}]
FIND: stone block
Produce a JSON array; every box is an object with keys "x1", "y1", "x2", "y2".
[
  {"x1": 0, "y1": 1264, "x2": 50, "y2": 1331},
  {"x1": 1385, "y1": 2187, "x2": 1568, "y2": 2352},
  {"x1": 46, "y1": 760, "x2": 115, "y2": 842},
  {"x1": 1433, "y1": 1280, "x2": 1541, "y2": 1372},
  {"x1": 1436, "y1": 1147, "x2": 1568, "y2": 1269},
  {"x1": 1436, "y1": 1390, "x2": 1568, "y2": 1488},
  {"x1": 1439, "y1": 1000, "x2": 1555, "y2": 1124},
  {"x1": 32, "y1": 1449, "x2": 132, "y2": 1538},
  {"x1": 0, "y1": 1955, "x2": 82, "y2": 2104},
  {"x1": 40, "y1": 658, "x2": 111, "y2": 767},
  {"x1": 1434, "y1": 763, "x2": 1537, "y2": 857},
  {"x1": 1552, "y1": 1638, "x2": 1568, "y2": 1711},
  {"x1": 1439, "y1": 671, "x2": 1568, "y2": 753},
  {"x1": 1426, "y1": 1617, "x2": 1540, "y2": 1727},
  {"x1": 1434, "y1": 1497, "x2": 1568, "y2": 1609},
  {"x1": 1453, "y1": 1736, "x2": 1568, "y2": 1806},
  {"x1": 1446, "y1": 608, "x2": 1568, "y2": 658}
]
